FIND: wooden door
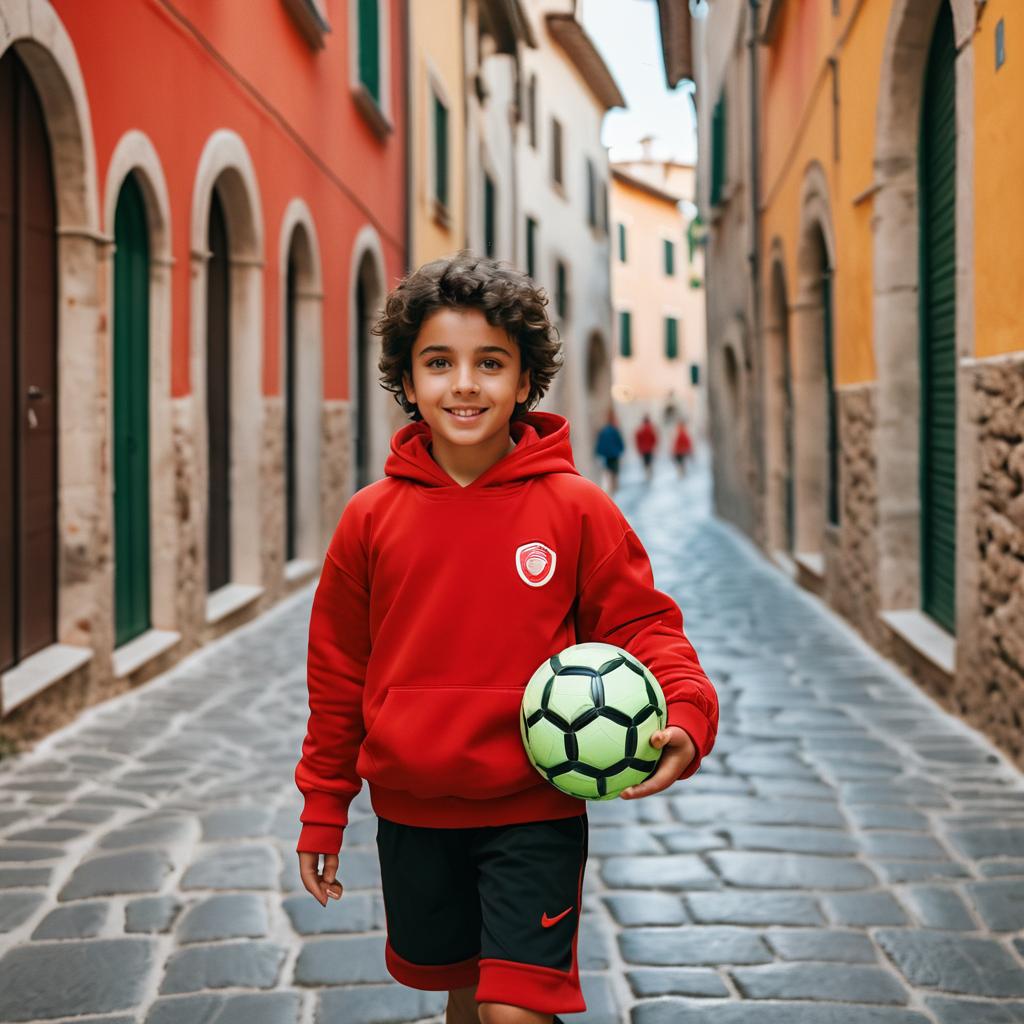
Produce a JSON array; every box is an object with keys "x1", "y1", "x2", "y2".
[
  {"x1": 113, "y1": 173, "x2": 151, "y2": 646},
  {"x1": 206, "y1": 190, "x2": 231, "y2": 592},
  {"x1": 0, "y1": 49, "x2": 57, "y2": 671}
]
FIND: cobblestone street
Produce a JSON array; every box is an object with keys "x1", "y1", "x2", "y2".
[{"x1": 1, "y1": 451, "x2": 1023, "y2": 1024}]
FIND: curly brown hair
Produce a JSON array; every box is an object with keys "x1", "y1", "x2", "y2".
[{"x1": 373, "y1": 250, "x2": 562, "y2": 422}]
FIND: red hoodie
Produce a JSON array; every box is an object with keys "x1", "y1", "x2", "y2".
[{"x1": 294, "y1": 411, "x2": 718, "y2": 854}]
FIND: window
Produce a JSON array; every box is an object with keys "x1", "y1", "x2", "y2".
[
  {"x1": 432, "y1": 90, "x2": 449, "y2": 212},
  {"x1": 618, "y1": 311, "x2": 632, "y2": 357},
  {"x1": 664, "y1": 238, "x2": 676, "y2": 276},
  {"x1": 665, "y1": 317, "x2": 679, "y2": 360},
  {"x1": 690, "y1": 362, "x2": 700, "y2": 386},
  {"x1": 551, "y1": 118, "x2": 564, "y2": 188},
  {"x1": 555, "y1": 260, "x2": 568, "y2": 320},
  {"x1": 617, "y1": 222, "x2": 627, "y2": 263},
  {"x1": 710, "y1": 90, "x2": 727, "y2": 206},
  {"x1": 484, "y1": 173, "x2": 496, "y2": 257},
  {"x1": 528, "y1": 74, "x2": 538, "y2": 149},
  {"x1": 600, "y1": 181, "x2": 609, "y2": 235},
  {"x1": 586, "y1": 158, "x2": 597, "y2": 228},
  {"x1": 526, "y1": 216, "x2": 538, "y2": 278},
  {"x1": 357, "y1": 0, "x2": 380, "y2": 103}
]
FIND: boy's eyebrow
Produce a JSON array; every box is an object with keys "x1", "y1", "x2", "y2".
[{"x1": 417, "y1": 344, "x2": 513, "y2": 356}]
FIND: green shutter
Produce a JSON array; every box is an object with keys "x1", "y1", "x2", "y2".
[
  {"x1": 919, "y1": 1, "x2": 957, "y2": 634},
  {"x1": 113, "y1": 174, "x2": 151, "y2": 646},
  {"x1": 484, "y1": 174, "x2": 496, "y2": 256},
  {"x1": 358, "y1": 0, "x2": 380, "y2": 103},
  {"x1": 619, "y1": 310, "x2": 632, "y2": 357},
  {"x1": 711, "y1": 91, "x2": 727, "y2": 206},
  {"x1": 433, "y1": 93, "x2": 448, "y2": 208},
  {"x1": 556, "y1": 261, "x2": 567, "y2": 319},
  {"x1": 618, "y1": 222, "x2": 627, "y2": 262},
  {"x1": 665, "y1": 317, "x2": 679, "y2": 360},
  {"x1": 586, "y1": 159, "x2": 596, "y2": 226},
  {"x1": 664, "y1": 239, "x2": 675, "y2": 276},
  {"x1": 526, "y1": 217, "x2": 537, "y2": 278},
  {"x1": 823, "y1": 267, "x2": 839, "y2": 526}
]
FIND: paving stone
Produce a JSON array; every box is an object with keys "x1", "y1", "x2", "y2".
[
  {"x1": 125, "y1": 894, "x2": 183, "y2": 933},
  {"x1": 588, "y1": 827, "x2": 663, "y2": 855},
  {"x1": 579, "y1": 917, "x2": 613, "y2": 969},
  {"x1": 876, "y1": 929, "x2": 1024, "y2": 997},
  {"x1": 825, "y1": 891, "x2": 908, "y2": 926},
  {"x1": 181, "y1": 844, "x2": 277, "y2": 890},
  {"x1": 49, "y1": 805, "x2": 117, "y2": 824},
  {"x1": 877, "y1": 861, "x2": 970, "y2": 883},
  {"x1": 749, "y1": 778, "x2": 836, "y2": 799},
  {"x1": 906, "y1": 886, "x2": 976, "y2": 930},
  {"x1": 145, "y1": 991, "x2": 302, "y2": 1024},
  {"x1": 200, "y1": 806, "x2": 275, "y2": 841},
  {"x1": 949, "y1": 827, "x2": 1024, "y2": 859},
  {"x1": 765, "y1": 928, "x2": 877, "y2": 963},
  {"x1": 843, "y1": 804, "x2": 930, "y2": 831},
  {"x1": 965, "y1": 879, "x2": 1024, "y2": 932},
  {"x1": 862, "y1": 832, "x2": 948, "y2": 859},
  {"x1": 0, "y1": 938, "x2": 153, "y2": 1020},
  {"x1": 576, "y1": 972, "x2": 622, "y2": 1024},
  {"x1": 176, "y1": 893, "x2": 269, "y2": 942},
  {"x1": 31, "y1": 900, "x2": 108, "y2": 939},
  {"x1": 317, "y1": 984, "x2": 447, "y2": 1024},
  {"x1": 674, "y1": 795, "x2": 846, "y2": 828},
  {"x1": 282, "y1": 890, "x2": 384, "y2": 934},
  {"x1": 632, "y1": 1002, "x2": 932, "y2": 1024},
  {"x1": 59, "y1": 849, "x2": 173, "y2": 900},
  {"x1": 925, "y1": 996, "x2": 1024, "y2": 1023},
  {"x1": 686, "y1": 890, "x2": 824, "y2": 926},
  {"x1": 723, "y1": 825, "x2": 859, "y2": 856},
  {"x1": 160, "y1": 940, "x2": 286, "y2": 993},
  {"x1": 602, "y1": 892, "x2": 686, "y2": 926},
  {"x1": 731, "y1": 962, "x2": 909, "y2": 1003},
  {"x1": 7, "y1": 825, "x2": 86, "y2": 843},
  {"x1": 980, "y1": 860, "x2": 1024, "y2": 878},
  {"x1": 652, "y1": 826, "x2": 727, "y2": 853},
  {"x1": 0, "y1": 843, "x2": 64, "y2": 861},
  {"x1": 293, "y1": 934, "x2": 390, "y2": 984},
  {"x1": 707, "y1": 851, "x2": 876, "y2": 889},
  {"x1": 97, "y1": 817, "x2": 192, "y2": 850},
  {"x1": 0, "y1": 866, "x2": 49, "y2": 887},
  {"x1": 600, "y1": 854, "x2": 718, "y2": 890},
  {"x1": 0, "y1": 891, "x2": 45, "y2": 932},
  {"x1": 627, "y1": 967, "x2": 730, "y2": 997},
  {"x1": 619, "y1": 926, "x2": 772, "y2": 966}
]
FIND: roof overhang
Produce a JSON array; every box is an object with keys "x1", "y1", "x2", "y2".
[
  {"x1": 611, "y1": 167, "x2": 681, "y2": 207},
  {"x1": 545, "y1": 13, "x2": 627, "y2": 111},
  {"x1": 480, "y1": 0, "x2": 537, "y2": 54},
  {"x1": 761, "y1": 0, "x2": 786, "y2": 44},
  {"x1": 654, "y1": 0, "x2": 694, "y2": 87}
]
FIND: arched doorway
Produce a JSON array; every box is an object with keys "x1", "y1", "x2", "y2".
[
  {"x1": 919, "y1": 0, "x2": 957, "y2": 633},
  {"x1": 767, "y1": 255, "x2": 795, "y2": 555},
  {"x1": 0, "y1": 46, "x2": 57, "y2": 671},
  {"x1": 585, "y1": 331, "x2": 611, "y2": 448},
  {"x1": 112, "y1": 172, "x2": 150, "y2": 646}
]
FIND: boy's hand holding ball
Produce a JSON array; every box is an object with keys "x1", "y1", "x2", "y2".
[
  {"x1": 298, "y1": 851, "x2": 344, "y2": 907},
  {"x1": 619, "y1": 726, "x2": 696, "y2": 799}
]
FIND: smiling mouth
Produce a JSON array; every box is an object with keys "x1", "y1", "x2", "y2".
[{"x1": 445, "y1": 408, "x2": 488, "y2": 419}]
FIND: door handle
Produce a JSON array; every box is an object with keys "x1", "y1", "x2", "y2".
[{"x1": 27, "y1": 385, "x2": 44, "y2": 400}]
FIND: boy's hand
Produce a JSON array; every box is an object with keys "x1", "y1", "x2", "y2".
[
  {"x1": 298, "y1": 851, "x2": 344, "y2": 907},
  {"x1": 620, "y1": 726, "x2": 696, "y2": 800}
]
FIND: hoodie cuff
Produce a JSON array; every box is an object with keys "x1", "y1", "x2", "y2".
[
  {"x1": 666, "y1": 701, "x2": 715, "y2": 779},
  {"x1": 296, "y1": 823, "x2": 344, "y2": 855}
]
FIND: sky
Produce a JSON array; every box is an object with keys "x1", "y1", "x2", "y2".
[{"x1": 578, "y1": 0, "x2": 698, "y2": 166}]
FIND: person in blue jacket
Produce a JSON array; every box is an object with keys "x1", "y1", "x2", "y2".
[{"x1": 594, "y1": 410, "x2": 625, "y2": 495}]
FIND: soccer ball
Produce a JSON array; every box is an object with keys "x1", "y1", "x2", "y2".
[{"x1": 520, "y1": 642, "x2": 667, "y2": 800}]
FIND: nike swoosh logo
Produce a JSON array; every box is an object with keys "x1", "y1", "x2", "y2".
[{"x1": 541, "y1": 906, "x2": 573, "y2": 928}]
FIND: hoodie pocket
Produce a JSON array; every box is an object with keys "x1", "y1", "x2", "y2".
[{"x1": 359, "y1": 685, "x2": 540, "y2": 800}]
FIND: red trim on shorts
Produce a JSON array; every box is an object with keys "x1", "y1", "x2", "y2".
[{"x1": 384, "y1": 939, "x2": 480, "y2": 991}]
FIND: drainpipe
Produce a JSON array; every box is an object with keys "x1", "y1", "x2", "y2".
[
  {"x1": 403, "y1": 0, "x2": 413, "y2": 273},
  {"x1": 747, "y1": 0, "x2": 765, "y2": 522}
]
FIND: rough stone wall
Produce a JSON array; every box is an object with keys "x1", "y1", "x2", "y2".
[
  {"x1": 826, "y1": 385, "x2": 883, "y2": 646},
  {"x1": 171, "y1": 396, "x2": 202, "y2": 650},
  {"x1": 260, "y1": 397, "x2": 285, "y2": 607},
  {"x1": 320, "y1": 400, "x2": 352, "y2": 552},
  {"x1": 962, "y1": 356, "x2": 1024, "y2": 766}
]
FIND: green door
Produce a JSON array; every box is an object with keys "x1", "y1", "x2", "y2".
[
  {"x1": 113, "y1": 174, "x2": 151, "y2": 646},
  {"x1": 919, "y1": 1, "x2": 957, "y2": 634}
]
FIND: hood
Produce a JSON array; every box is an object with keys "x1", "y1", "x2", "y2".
[{"x1": 384, "y1": 411, "x2": 580, "y2": 489}]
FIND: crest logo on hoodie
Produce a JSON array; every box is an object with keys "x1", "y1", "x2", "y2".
[{"x1": 516, "y1": 541, "x2": 557, "y2": 588}]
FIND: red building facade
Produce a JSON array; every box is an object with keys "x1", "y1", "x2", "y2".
[{"x1": 1, "y1": 0, "x2": 406, "y2": 738}]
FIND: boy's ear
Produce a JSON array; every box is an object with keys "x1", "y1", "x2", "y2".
[
  {"x1": 516, "y1": 368, "x2": 531, "y2": 404},
  {"x1": 402, "y1": 370, "x2": 416, "y2": 406}
]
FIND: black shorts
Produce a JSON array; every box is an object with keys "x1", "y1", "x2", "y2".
[
  {"x1": 376, "y1": 813, "x2": 588, "y2": 1015},
  {"x1": 641, "y1": 451, "x2": 654, "y2": 467},
  {"x1": 602, "y1": 455, "x2": 620, "y2": 474}
]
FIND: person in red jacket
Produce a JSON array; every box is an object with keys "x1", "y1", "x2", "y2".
[
  {"x1": 672, "y1": 418, "x2": 694, "y2": 478},
  {"x1": 634, "y1": 414, "x2": 658, "y2": 482},
  {"x1": 294, "y1": 252, "x2": 718, "y2": 1024}
]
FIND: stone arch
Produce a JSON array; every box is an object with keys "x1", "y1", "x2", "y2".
[
  {"x1": 585, "y1": 330, "x2": 612, "y2": 457},
  {"x1": 102, "y1": 131, "x2": 178, "y2": 646},
  {"x1": 765, "y1": 238, "x2": 795, "y2": 555},
  {"x1": 712, "y1": 317, "x2": 751, "y2": 529},
  {"x1": 190, "y1": 130, "x2": 264, "y2": 617},
  {"x1": 1, "y1": 3, "x2": 105, "y2": 682},
  {"x1": 873, "y1": 0, "x2": 975, "y2": 624},
  {"x1": 792, "y1": 161, "x2": 837, "y2": 568},
  {"x1": 278, "y1": 198, "x2": 323, "y2": 576},
  {"x1": 348, "y1": 224, "x2": 392, "y2": 491}
]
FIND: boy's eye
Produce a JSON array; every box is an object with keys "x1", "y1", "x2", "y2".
[
  {"x1": 425, "y1": 357, "x2": 503, "y2": 369},
  {"x1": 481, "y1": 359, "x2": 502, "y2": 369}
]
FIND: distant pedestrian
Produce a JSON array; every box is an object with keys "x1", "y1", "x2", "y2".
[
  {"x1": 635, "y1": 414, "x2": 658, "y2": 482},
  {"x1": 672, "y1": 420, "x2": 693, "y2": 478},
  {"x1": 595, "y1": 410, "x2": 625, "y2": 495}
]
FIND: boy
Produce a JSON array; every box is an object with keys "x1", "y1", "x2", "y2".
[{"x1": 295, "y1": 253, "x2": 718, "y2": 1024}]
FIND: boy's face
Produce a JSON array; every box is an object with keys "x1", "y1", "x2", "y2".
[{"x1": 402, "y1": 307, "x2": 531, "y2": 448}]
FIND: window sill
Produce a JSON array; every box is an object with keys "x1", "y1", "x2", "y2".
[
  {"x1": 794, "y1": 551, "x2": 825, "y2": 580},
  {"x1": 880, "y1": 609, "x2": 956, "y2": 676},
  {"x1": 352, "y1": 84, "x2": 392, "y2": 140},
  {"x1": 1, "y1": 644, "x2": 93, "y2": 716},
  {"x1": 206, "y1": 583, "x2": 264, "y2": 625},
  {"x1": 771, "y1": 550, "x2": 798, "y2": 579},
  {"x1": 285, "y1": 559, "x2": 319, "y2": 584},
  {"x1": 112, "y1": 629, "x2": 181, "y2": 680}
]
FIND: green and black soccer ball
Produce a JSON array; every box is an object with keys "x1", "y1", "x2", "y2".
[{"x1": 520, "y1": 642, "x2": 667, "y2": 800}]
